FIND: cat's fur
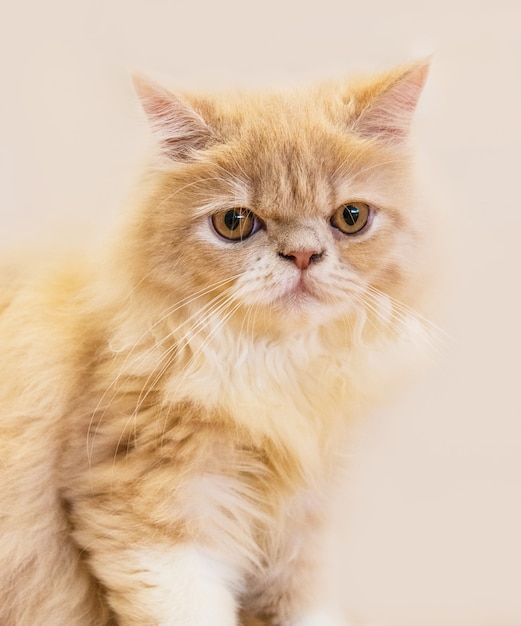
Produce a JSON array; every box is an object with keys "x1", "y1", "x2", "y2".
[{"x1": 0, "y1": 61, "x2": 436, "y2": 625}]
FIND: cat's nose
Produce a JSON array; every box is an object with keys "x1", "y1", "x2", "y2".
[{"x1": 278, "y1": 249, "x2": 324, "y2": 271}]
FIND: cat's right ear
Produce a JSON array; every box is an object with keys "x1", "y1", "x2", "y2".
[{"x1": 132, "y1": 74, "x2": 215, "y2": 162}]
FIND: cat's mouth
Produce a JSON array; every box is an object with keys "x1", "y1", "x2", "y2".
[
  {"x1": 281, "y1": 274, "x2": 322, "y2": 306},
  {"x1": 290, "y1": 276, "x2": 311, "y2": 296},
  {"x1": 275, "y1": 273, "x2": 347, "y2": 318}
]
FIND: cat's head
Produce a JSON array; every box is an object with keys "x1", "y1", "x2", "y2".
[{"x1": 120, "y1": 62, "x2": 433, "y2": 340}]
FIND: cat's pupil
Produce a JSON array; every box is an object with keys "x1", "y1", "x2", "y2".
[
  {"x1": 224, "y1": 210, "x2": 243, "y2": 231},
  {"x1": 343, "y1": 205, "x2": 359, "y2": 226}
]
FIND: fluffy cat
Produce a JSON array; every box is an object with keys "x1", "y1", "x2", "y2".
[{"x1": 0, "y1": 60, "x2": 436, "y2": 625}]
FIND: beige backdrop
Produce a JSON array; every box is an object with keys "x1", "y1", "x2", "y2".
[{"x1": 1, "y1": 1, "x2": 520, "y2": 625}]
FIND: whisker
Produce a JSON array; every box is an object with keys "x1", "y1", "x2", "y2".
[
  {"x1": 364, "y1": 286, "x2": 452, "y2": 345},
  {"x1": 360, "y1": 287, "x2": 450, "y2": 354},
  {"x1": 110, "y1": 290, "x2": 237, "y2": 471},
  {"x1": 138, "y1": 293, "x2": 234, "y2": 407},
  {"x1": 87, "y1": 273, "x2": 245, "y2": 465},
  {"x1": 365, "y1": 285, "x2": 453, "y2": 344},
  {"x1": 157, "y1": 296, "x2": 243, "y2": 451}
]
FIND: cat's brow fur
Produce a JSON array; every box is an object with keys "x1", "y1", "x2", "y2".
[{"x1": 0, "y1": 61, "x2": 437, "y2": 625}]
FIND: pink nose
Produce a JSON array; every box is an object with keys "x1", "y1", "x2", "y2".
[{"x1": 279, "y1": 250, "x2": 324, "y2": 271}]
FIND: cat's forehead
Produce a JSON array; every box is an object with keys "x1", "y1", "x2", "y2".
[
  {"x1": 194, "y1": 91, "x2": 370, "y2": 218},
  {"x1": 197, "y1": 88, "x2": 347, "y2": 149},
  {"x1": 239, "y1": 141, "x2": 336, "y2": 220}
]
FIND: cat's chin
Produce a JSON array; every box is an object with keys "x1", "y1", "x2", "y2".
[{"x1": 270, "y1": 287, "x2": 347, "y2": 330}]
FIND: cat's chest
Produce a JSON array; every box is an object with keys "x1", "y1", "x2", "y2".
[{"x1": 162, "y1": 332, "x2": 352, "y2": 457}]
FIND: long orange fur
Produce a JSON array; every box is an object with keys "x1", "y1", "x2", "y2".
[{"x1": 0, "y1": 61, "x2": 437, "y2": 625}]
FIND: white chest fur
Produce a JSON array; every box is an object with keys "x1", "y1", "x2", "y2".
[{"x1": 163, "y1": 326, "x2": 354, "y2": 464}]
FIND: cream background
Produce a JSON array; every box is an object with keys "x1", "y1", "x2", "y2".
[{"x1": 1, "y1": 1, "x2": 520, "y2": 625}]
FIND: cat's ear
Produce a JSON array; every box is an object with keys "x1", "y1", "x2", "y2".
[
  {"x1": 352, "y1": 60, "x2": 430, "y2": 144},
  {"x1": 132, "y1": 74, "x2": 215, "y2": 161}
]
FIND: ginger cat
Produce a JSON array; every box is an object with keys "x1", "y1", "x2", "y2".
[{"x1": 0, "y1": 61, "x2": 435, "y2": 625}]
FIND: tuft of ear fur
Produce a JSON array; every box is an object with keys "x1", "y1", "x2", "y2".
[
  {"x1": 352, "y1": 60, "x2": 430, "y2": 143},
  {"x1": 132, "y1": 74, "x2": 215, "y2": 161}
]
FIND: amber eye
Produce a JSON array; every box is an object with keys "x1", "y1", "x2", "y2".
[
  {"x1": 330, "y1": 202, "x2": 371, "y2": 235},
  {"x1": 211, "y1": 208, "x2": 257, "y2": 241}
]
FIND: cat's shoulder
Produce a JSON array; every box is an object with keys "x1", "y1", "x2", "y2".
[{"x1": 0, "y1": 250, "x2": 94, "y2": 327}]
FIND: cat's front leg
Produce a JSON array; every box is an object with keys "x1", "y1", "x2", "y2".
[
  {"x1": 258, "y1": 588, "x2": 349, "y2": 626},
  {"x1": 91, "y1": 544, "x2": 241, "y2": 626},
  {"x1": 246, "y1": 502, "x2": 349, "y2": 626},
  {"x1": 247, "y1": 558, "x2": 349, "y2": 626}
]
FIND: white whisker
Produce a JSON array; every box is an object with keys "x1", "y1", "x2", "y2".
[{"x1": 87, "y1": 273, "x2": 245, "y2": 465}]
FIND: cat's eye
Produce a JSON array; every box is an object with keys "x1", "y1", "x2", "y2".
[
  {"x1": 211, "y1": 208, "x2": 257, "y2": 241},
  {"x1": 330, "y1": 202, "x2": 371, "y2": 235}
]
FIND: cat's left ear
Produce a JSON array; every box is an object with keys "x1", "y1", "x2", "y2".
[
  {"x1": 132, "y1": 74, "x2": 215, "y2": 161},
  {"x1": 352, "y1": 60, "x2": 430, "y2": 144}
]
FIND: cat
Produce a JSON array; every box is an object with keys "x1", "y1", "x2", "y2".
[{"x1": 0, "y1": 60, "x2": 437, "y2": 625}]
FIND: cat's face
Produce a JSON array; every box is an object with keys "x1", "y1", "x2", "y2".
[{"x1": 123, "y1": 64, "x2": 430, "y2": 336}]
